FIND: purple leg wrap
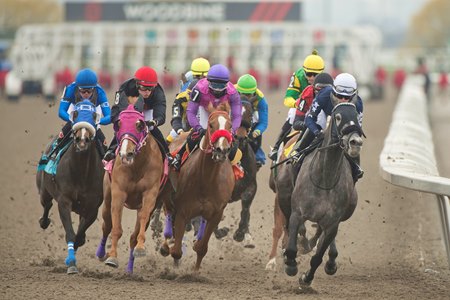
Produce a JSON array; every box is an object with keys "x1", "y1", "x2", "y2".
[
  {"x1": 126, "y1": 250, "x2": 135, "y2": 274},
  {"x1": 164, "y1": 213, "x2": 173, "y2": 239},
  {"x1": 196, "y1": 218, "x2": 206, "y2": 241},
  {"x1": 95, "y1": 237, "x2": 107, "y2": 258}
]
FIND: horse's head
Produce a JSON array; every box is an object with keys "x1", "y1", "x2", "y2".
[
  {"x1": 204, "y1": 102, "x2": 233, "y2": 162},
  {"x1": 71, "y1": 100, "x2": 98, "y2": 152},
  {"x1": 330, "y1": 102, "x2": 365, "y2": 158},
  {"x1": 235, "y1": 95, "x2": 254, "y2": 143},
  {"x1": 115, "y1": 105, "x2": 148, "y2": 165}
]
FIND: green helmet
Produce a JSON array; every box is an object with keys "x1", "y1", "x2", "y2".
[{"x1": 236, "y1": 74, "x2": 257, "y2": 94}]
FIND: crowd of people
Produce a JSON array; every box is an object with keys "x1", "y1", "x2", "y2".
[{"x1": 40, "y1": 50, "x2": 367, "y2": 183}]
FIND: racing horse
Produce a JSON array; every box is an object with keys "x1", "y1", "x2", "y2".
[
  {"x1": 283, "y1": 102, "x2": 364, "y2": 286},
  {"x1": 161, "y1": 102, "x2": 235, "y2": 271},
  {"x1": 95, "y1": 105, "x2": 166, "y2": 274},
  {"x1": 215, "y1": 95, "x2": 257, "y2": 247},
  {"x1": 36, "y1": 99, "x2": 104, "y2": 274}
]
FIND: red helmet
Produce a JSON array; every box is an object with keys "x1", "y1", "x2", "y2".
[{"x1": 134, "y1": 66, "x2": 158, "y2": 87}]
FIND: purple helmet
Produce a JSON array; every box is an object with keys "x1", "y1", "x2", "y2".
[{"x1": 207, "y1": 64, "x2": 230, "y2": 83}]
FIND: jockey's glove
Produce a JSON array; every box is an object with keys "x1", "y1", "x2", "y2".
[
  {"x1": 191, "y1": 128, "x2": 205, "y2": 140},
  {"x1": 146, "y1": 120, "x2": 158, "y2": 129},
  {"x1": 252, "y1": 129, "x2": 261, "y2": 138}
]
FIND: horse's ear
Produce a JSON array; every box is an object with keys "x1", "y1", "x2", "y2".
[
  {"x1": 114, "y1": 120, "x2": 121, "y2": 132},
  {"x1": 206, "y1": 102, "x2": 215, "y2": 113},
  {"x1": 136, "y1": 120, "x2": 146, "y2": 132},
  {"x1": 350, "y1": 94, "x2": 358, "y2": 105},
  {"x1": 72, "y1": 110, "x2": 78, "y2": 121}
]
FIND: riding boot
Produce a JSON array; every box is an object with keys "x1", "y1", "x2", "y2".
[
  {"x1": 171, "y1": 136, "x2": 197, "y2": 171},
  {"x1": 39, "y1": 122, "x2": 72, "y2": 165},
  {"x1": 269, "y1": 120, "x2": 292, "y2": 161},
  {"x1": 291, "y1": 128, "x2": 315, "y2": 164},
  {"x1": 103, "y1": 137, "x2": 118, "y2": 162}
]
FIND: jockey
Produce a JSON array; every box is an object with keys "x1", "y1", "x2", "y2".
[
  {"x1": 38, "y1": 68, "x2": 111, "y2": 165},
  {"x1": 166, "y1": 57, "x2": 210, "y2": 143},
  {"x1": 289, "y1": 72, "x2": 333, "y2": 158},
  {"x1": 268, "y1": 50, "x2": 325, "y2": 161},
  {"x1": 235, "y1": 74, "x2": 269, "y2": 169},
  {"x1": 170, "y1": 64, "x2": 242, "y2": 171},
  {"x1": 103, "y1": 66, "x2": 169, "y2": 161},
  {"x1": 295, "y1": 73, "x2": 364, "y2": 182}
]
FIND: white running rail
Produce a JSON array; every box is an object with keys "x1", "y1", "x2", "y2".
[{"x1": 379, "y1": 75, "x2": 450, "y2": 267}]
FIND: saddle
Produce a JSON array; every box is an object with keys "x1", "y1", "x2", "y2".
[{"x1": 37, "y1": 139, "x2": 72, "y2": 175}]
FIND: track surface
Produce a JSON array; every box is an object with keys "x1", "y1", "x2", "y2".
[{"x1": 1, "y1": 87, "x2": 449, "y2": 299}]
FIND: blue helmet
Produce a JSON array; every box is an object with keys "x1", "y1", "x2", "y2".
[
  {"x1": 207, "y1": 64, "x2": 230, "y2": 83},
  {"x1": 75, "y1": 68, "x2": 98, "y2": 88}
]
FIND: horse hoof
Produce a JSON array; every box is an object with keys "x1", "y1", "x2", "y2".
[
  {"x1": 105, "y1": 257, "x2": 119, "y2": 268},
  {"x1": 159, "y1": 245, "x2": 170, "y2": 257},
  {"x1": 265, "y1": 258, "x2": 277, "y2": 271},
  {"x1": 214, "y1": 227, "x2": 229, "y2": 239},
  {"x1": 233, "y1": 230, "x2": 245, "y2": 242},
  {"x1": 39, "y1": 217, "x2": 51, "y2": 229},
  {"x1": 285, "y1": 265, "x2": 298, "y2": 277},
  {"x1": 325, "y1": 262, "x2": 337, "y2": 275},
  {"x1": 67, "y1": 265, "x2": 78, "y2": 275},
  {"x1": 300, "y1": 273, "x2": 312, "y2": 286},
  {"x1": 243, "y1": 233, "x2": 255, "y2": 248},
  {"x1": 133, "y1": 247, "x2": 146, "y2": 258}
]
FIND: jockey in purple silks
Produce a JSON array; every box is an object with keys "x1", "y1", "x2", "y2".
[{"x1": 170, "y1": 64, "x2": 242, "y2": 171}]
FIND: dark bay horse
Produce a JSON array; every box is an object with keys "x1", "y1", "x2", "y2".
[
  {"x1": 283, "y1": 102, "x2": 364, "y2": 286},
  {"x1": 95, "y1": 105, "x2": 166, "y2": 274},
  {"x1": 36, "y1": 100, "x2": 104, "y2": 274},
  {"x1": 161, "y1": 102, "x2": 235, "y2": 271},
  {"x1": 215, "y1": 96, "x2": 258, "y2": 247}
]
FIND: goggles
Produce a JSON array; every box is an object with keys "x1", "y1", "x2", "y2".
[
  {"x1": 208, "y1": 81, "x2": 227, "y2": 92},
  {"x1": 79, "y1": 87, "x2": 94, "y2": 95},
  {"x1": 333, "y1": 85, "x2": 356, "y2": 96},
  {"x1": 305, "y1": 72, "x2": 319, "y2": 78},
  {"x1": 137, "y1": 84, "x2": 155, "y2": 92},
  {"x1": 332, "y1": 90, "x2": 352, "y2": 100}
]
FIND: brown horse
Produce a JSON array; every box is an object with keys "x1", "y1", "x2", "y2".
[
  {"x1": 161, "y1": 102, "x2": 235, "y2": 271},
  {"x1": 95, "y1": 105, "x2": 166, "y2": 274},
  {"x1": 265, "y1": 132, "x2": 299, "y2": 270}
]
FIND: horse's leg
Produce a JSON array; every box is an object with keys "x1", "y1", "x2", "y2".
[
  {"x1": 284, "y1": 210, "x2": 303, "y2": 277},
  {"x1": 149, "y1": 206, "x2": 163, "y2": 239},
  {"x1": 57, "y1": 198, "x2": 78, "y2": 274},
  {"x1": 324, "y1": 239, "x2": 338, "y2": 275},
  {"x1": 170, "y1": 211, "x2": 186, "y2": 265},
  {"x1": 74, "y1": 210, "x2": 97, "y2": 249},
  {"x1": 39, "y1": 187, "x2": 53, "y2": 229},
  {"x1": 126, "y1": 211, "x2": 141, "y2": 274},
  {"x1": 105, "y1": 189, "x2": 126, "y2": 268},
  {"x1": 234, "y1": 183, "x2": 257, "y2": 247},
  {"x1": 265, "y1": 195, "x2": 285, "y2": 271},
  {"x1": 308, "y1": 225, "x2": 323, "y2": 251},
  {"x1": 133, "y1": 188, "x2": 159, "y2": 257},
  {"x1": 96, "y1": 189, "x2": 112, "y2": 260},
  {"x1": 193, "y1": 211, "x2": 223, "y2": 271},
  {"x1": 160, "y1": 211, "x2": 173, "y2": 257},
  {"x1": 301, "y1": 224, "x2": 339, "y2": 286}
]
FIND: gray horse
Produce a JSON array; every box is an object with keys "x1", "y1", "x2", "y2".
[
  {"x1": 283, "y1": 102, "x2": 364, "y2": 286},
  {"x1": 36, "y1": 101, "x2": 104, "y2": 274}
]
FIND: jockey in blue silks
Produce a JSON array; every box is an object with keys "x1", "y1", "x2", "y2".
[
  {"x1": 39, "y1": 68, "x2": 111, "y2": 165},
  {"x1": 296, "y1": 73, "x2": 364, "y2": 182}
]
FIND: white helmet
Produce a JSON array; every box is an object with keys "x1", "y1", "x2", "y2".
[{"x1": 333, "y1": 73, "x2": 357, "y2": 97}]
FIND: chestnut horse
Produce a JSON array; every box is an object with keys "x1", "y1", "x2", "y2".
[
  {"x1": 161, "y1": 102, "x2": 235, "y2": 271},
  {"x1": 215, "y1": 96, "x2": 257, "y2": 247},
  {"x1": 95, "y1": 105, "x2": 166, "y2": 274},
  {"x1": 36, "y1": 100, "x2": 104, "y2": 274}
]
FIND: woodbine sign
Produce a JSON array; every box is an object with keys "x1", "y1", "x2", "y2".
[{"x1": 65, "y1": 1, "x2": 301, "y2": 22}]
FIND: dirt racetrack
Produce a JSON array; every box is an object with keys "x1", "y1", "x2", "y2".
[{"x1": 1, "y1": 86, "x2": 449, "y2": 300}]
